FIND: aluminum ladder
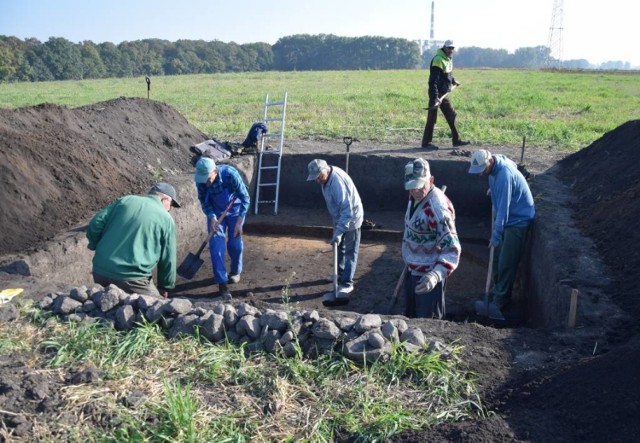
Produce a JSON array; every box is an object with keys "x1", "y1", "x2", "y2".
[{"x1": 254, "y1": 92, "x2": 287, "y2": 215}]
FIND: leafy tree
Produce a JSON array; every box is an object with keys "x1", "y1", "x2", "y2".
[
  {"x1": 39, "y1": 37, "x2": 83, "y2": 80},
  {"x1": 80, "y1": 41, "x2": 106, "y2": 79}
]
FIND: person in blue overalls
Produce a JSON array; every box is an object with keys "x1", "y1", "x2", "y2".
[{"x1": 194, "y1": 157, "x2": 250, "y2": 299}]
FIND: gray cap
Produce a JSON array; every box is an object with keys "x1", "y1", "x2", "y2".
[
  {"x1": 443, "y1": 40, "x2": 455, "y2": 48},
  {"x1": 404, "y1": 158, "x2": 431, "y2": 190},
  {"x1": 306, "y1": 159, "x2": 329, "y2": 181},
  {"x1": 149, "y1": 182, "x2": 181, "y2": 208}
]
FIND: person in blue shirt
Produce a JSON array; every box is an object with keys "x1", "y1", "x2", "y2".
[
  {"x1": 194, "y1": 157, "x2": 250, "y2": 300},
  {"x1": 306, "y1": 159, "x2": 363, "y2": 306},
  {"x1": 468, "y1": 149, "x2": 535, "y2": 320}
]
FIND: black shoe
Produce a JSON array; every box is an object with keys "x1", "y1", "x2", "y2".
[
  {"x1": 219, "y1": 284, "x2": 232, "y2": 301},
  {"x1": 421, "y1": 143, "x2": 439, "y2": 150},
  {"x1": 453, "y1": 140, "x2": 470, "y2": 147}
]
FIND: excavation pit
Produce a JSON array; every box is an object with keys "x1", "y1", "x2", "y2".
[{"x1": 3, "y1": 147, "x2": 610, "y2": 330}]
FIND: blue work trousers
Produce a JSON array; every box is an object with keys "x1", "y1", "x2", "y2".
[
  {"x1": 208, "y1": 214, "x2": 243, "y2": 284},
  {"x1": 337, "y1": 228, "x2": 361, "y2": 287}
]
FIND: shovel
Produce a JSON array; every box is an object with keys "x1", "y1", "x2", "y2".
[
  {"x1": 423, "y1": 85, "x2": 457, "y2": 111},
  {"x1": 322, "y1": 240, "x2": 349, "y2": 307},
  {"x1": 177, "y1": 195, "x2": 236, "y2": 280}
]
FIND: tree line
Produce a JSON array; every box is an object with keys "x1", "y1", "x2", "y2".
[{"x1": 0, "y1": 34, "x2": 633, "y2": 82}]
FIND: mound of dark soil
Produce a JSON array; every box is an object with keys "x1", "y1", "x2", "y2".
[
  {"x1": 558, "y1": 119, "x2": 640, "y2": 339},
  {"x1": 0, "y1": 98, "x2": 205, "y2": 256}
]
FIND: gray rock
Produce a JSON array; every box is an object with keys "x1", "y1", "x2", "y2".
[
  {"x1": 115, "y1": 305, "x2": 135, "y2": 331},
  {"x1": 82, "y1": 300, "x2": 95, "y2": 313},
  {"x1": 367, "y1": 332, "x2": 386, "y2": 349},
  {"x1": 212, "y1": 304, "x2": 225, "y2": 315},
  {"x1": 122, "y1": 293, "x2": 139, "y2": 305},
  {"x1": 136, "y1": 294, "x2": 161, "y2": 310},
  {"x1": 69, "y1": 286, "x2": 89, "y2": 302},
  {"x1": 303, "y1": 310, "x2": 319, "y2": 322},
  {"x1": 311, "y1": 318, "x2": 341, "y2": 340},
  {"x1": 145, "y1": 301, "x2": 169, "y2": 323},
  {"x1": 52, "y1": 295, "x2": 83, "y2": 315},
  {"x1": 381, "y1": 321, "x2": 399, "y2": 341},
  {"x1": 236, "y1": 315, "x2": 261, "y2": 340},
  {"x1": 279, "y1": 330, "x2": 295, "y2": 345},
  {"x1": 97, "y1": 286, "x2": 121, "y2": 313},
  {"x1": 354, "y1": 314, "x2": 382, "y2": 334},
  {"x1": 262, "y1": 330, "x2": 281, "y2": 353},
  {"x1": 168, "y1": 314, "x2": 199, "y2": 338},
  {"x1": 39, "y1": 295, "x2": 54, "y2": 310},
  {"x1": 201, "y1": 313, "x2": 225, "y2": 342},
  {"x1": 260, "y1": 310, "x2": 290, "y2": 331},
  {"x1": 335, "y1": 316, "x2": 356, "y2": 332},
  {"x1": 344, "y1": 332, "x2": 391, "y2": 363},
  {"x1": 223, "y1": 305, "x2": 238, "y2": 328},
  {"x1": 390, "y1": 318, "x2": 409, "y2": 334},
  {"x1": 400, "y1": 327, "x2": 426, "y2": 348},
  {"x1": 237, "y1": 303, "x2": 260, "y2": 318},
  {"x1": 283, "y1": 341, "x2": 298, "y2": 357},
  {"x1": 165, "y1": 298, "x2": 193, "y2": 315}
]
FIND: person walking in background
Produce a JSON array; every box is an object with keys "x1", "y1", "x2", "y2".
[
  {"x1": 306, "y1": 159, "x2": 363, "y2": 306},
  {"x1": 87, "y1": 182, "x2": 180, "y2": 299},
  {"x1": 468, "y1": 149, "x2": 535, "y2": 320},
  {"x1": 402, "y1": 158, "x2": 461, "y2": 319},
  {"x1": 194, "y1": 157, "x2": 250, "y2": 300},
  {"x1": 421, "y1": 40, "x2": 470, "y2": 150}
]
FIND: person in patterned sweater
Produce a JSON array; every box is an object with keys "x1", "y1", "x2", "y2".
[{"x1": 402, "y1": 158, "x2": 461, "y2": 319}]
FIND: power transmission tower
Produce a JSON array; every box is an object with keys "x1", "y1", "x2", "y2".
[{"x1": 547, "y1": 0, "x2": 564, "y2": 67}]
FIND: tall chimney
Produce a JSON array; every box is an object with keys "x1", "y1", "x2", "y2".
[{"x1": 430, "y1": 1, "x2": 435, "y2": 40}]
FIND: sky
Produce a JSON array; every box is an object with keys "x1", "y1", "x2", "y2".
[{"x1": 1, "y1": 0, "x2": 638, "y2": 67}]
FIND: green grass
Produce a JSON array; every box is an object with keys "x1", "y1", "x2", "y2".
[
  {"x1": 1, "y1": 308, "x2": 485, "y2": 441},
  {"x1": 1, "y1": 69, "x2": 638, "y2": 150}
]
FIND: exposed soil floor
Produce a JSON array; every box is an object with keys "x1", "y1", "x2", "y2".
[{"x1": 1, "y1": 98, "x2": 639, "y2": 442}]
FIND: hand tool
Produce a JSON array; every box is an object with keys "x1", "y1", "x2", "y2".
[{"x1": 177, "y1": 195, "x2": 236, "y2": 280}]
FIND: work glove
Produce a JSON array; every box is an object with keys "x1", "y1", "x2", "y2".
[
  {"x1": 330, "y1": 233, "x2": 343, "y2": 245},
  {"x1": 415, "y1": 271, "x2": 440, "y2": 294}
]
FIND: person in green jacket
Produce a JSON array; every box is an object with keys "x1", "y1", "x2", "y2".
[
  {"x1": 86, "y1": 182, "x2": 180, "y2": 298},
  {"x1": 421, "y1": 40, "x2": 470, "y2": 150}
]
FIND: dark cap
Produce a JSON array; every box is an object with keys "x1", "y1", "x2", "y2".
[{"x1": 149, "y1": 182, "x2": 181, "y2": 208}]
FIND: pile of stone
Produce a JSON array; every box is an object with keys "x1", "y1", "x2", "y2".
[{"x1": 41, "y1": 284, "x2": 452, "y2": 363}]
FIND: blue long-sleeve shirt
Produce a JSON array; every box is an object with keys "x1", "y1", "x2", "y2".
[
  {"x1": 322, "y1": 166, "x2": 363, "y2": 236},
  {"x1": 489, "y1": 154, "x2": 535, "y2": 244},
  {"x1": 196, "y1": 164, "x2": 250, "y2": 219}
]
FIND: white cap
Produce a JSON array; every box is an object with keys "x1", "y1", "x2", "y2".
[
  {"x1": 443, "y1": 40, "x2": 455, "y2": 48},
  {"x1": 404, "y1": 158, "x2": 431, "y2": 190},
  {"x1": 468, "y1": 149, "x2": 492, "y2": 174}
]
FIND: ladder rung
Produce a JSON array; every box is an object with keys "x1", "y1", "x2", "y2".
[
  {"x1": 266, "y1": 100, "x2": 285, "y2": 106},
  {"x1": 258, "y1": 200, "x2": 276, "y2": 203},
  {"x1": 259, "y1": 165, "x2": 279, "y2": 170},
  {"x1": 258, "y1": 182, "x2": 277, "y2": 187},
  {"x1": 264, "y1": 117, "x2": 283, "y2": 122}
]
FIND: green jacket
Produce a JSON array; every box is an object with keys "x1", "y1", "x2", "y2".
[
  {"x1": 87, "y1": 195, "x2": 177, "y2": 289},
  {"x1": 428, "y1": 48, "x2": 456, "y2": 100}
]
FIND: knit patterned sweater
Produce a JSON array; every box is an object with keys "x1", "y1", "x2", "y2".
[{"x1": 402, "y1": 186, "x2": 461, "y2": 279}]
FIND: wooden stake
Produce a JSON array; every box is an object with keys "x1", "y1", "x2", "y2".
[{"x1": 568, "y1": 288, "x2": 579, "y2": 328}]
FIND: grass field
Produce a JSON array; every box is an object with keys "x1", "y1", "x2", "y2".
[{"x1": 1, "y1": 69, "x2": 639, "y2": 151}]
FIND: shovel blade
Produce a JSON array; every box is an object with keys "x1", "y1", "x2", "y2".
[{"x1": 177, "y1": 253, "x2": 204, "y2": 280}]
